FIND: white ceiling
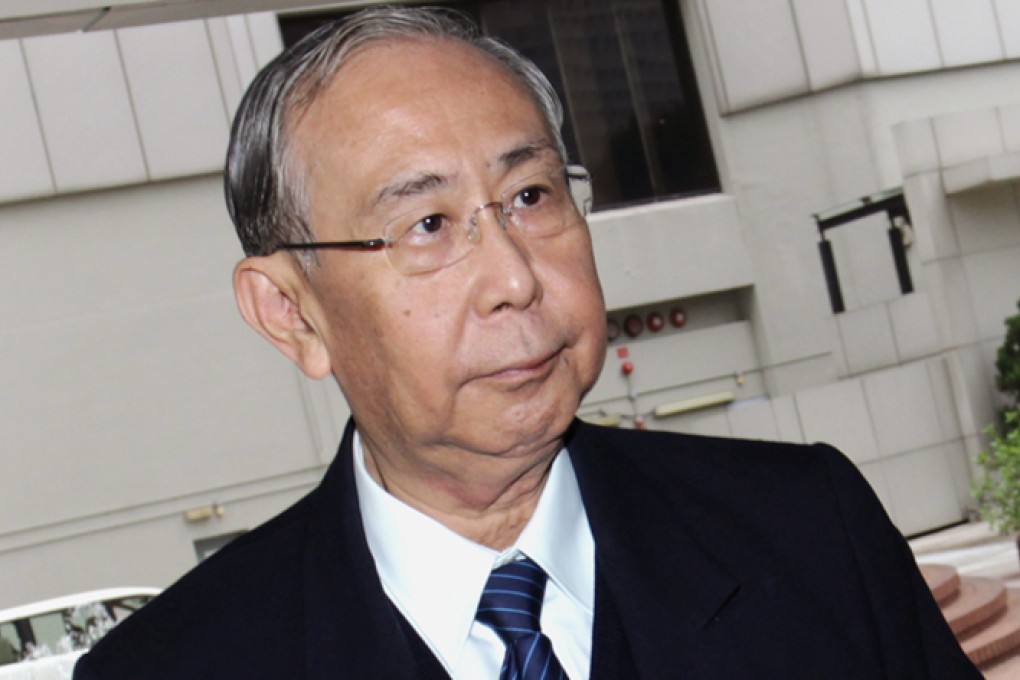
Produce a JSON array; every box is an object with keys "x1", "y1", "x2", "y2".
[{"x1": 0, "y1": 0, "x2": 366, "y2": 40}]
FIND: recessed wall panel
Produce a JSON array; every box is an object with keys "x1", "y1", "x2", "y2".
[
  {"x1": 22, "y1": 30, "x2": 147, "y2": 192},
  {"x1": 226, "y1": 15, "x2": 259, "y2": 86},
  {"x1": 0, "y1": 39, "x2": 53, "y2": 201},
  {"x1": 118, "y1": 20, "x2": 229, "y2": 180},
  {"x1": 863, "y1": 0, "x2": 942, "y2": 74},
  {"x1": 995, "y1": 0, "x2": 1020, "y2": 58},
  {"x1": 702, "y1": 0, "x2": 808, "y2": 111},
  {"x1": 930, "y1": 0, "x2": 1003, "y2": 67},
  {"x1": 845, "y1": 0, "x2": 877, "y2": 76},
  {"x1": 791, "y1": 0, "x2": 861, "y2": 90},
  {"x1": 207, "y1": 17, "x2": 244, "y2": 115}
]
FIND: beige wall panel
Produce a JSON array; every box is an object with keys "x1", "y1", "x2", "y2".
[
  {"x1": 0, "y1": 298, "x2": 319, "y2": 535},
  {"x1": 0, "y1": 40, "x2": 54, "y2": 201},
  {"x1": 770, "y1": 394, "x2": 805, "y2": 443},
  {"x1": 961, "y1": 245, "x2": 1020, "y2": 340},
  {"x1": 585, "y1": 321, "x2": 758, "y2": 404},
  {"x1": 0, "y1": 484, "x2": 311, "y2": 610},
  {"x1": 22, "y1": 30, "x2": 147, "y2": 192},
  {"x1": 888, "y1": 292, "x2": 942, "y2": 363},
  {"x1": 892, "y1": 117, "x2": 940, "y2": 177},
  {"x1": 790, "y1": 0, "x2": 861, "y2": 91},
  {"x1": 926, "y1": 357, "x2": 964, "y2": 442},
  {"x1": 828, "y1": 213, "x2": 904, "y2": 310},
  {"x1": 794, "y1": 378, "x2": 881, "y2": 463},
  {"x1": 902, "y1": 172, "x2": 959, "y2": 263},
  {"x1": 836, "y1": 304, "x2": 899, "y2": 375},
  {"x1": 719, "y1": 89, "x2": 875, "y2": 367},
  {"x1": 932, "y1": 107, "x2": 1003, "y2": 168},
  {"x1": 589, "y1": 195, "x2": 754, "y2": 311},
  {"x1": 0, "y1": 177, "x2": 336, "y2": 535},
  {"x1": 929, "y1": 0, "x2": 1004, "y2": 67},
  {"x1": 0, "y1": 177, "x2": 236, "y2": 329},
  {"x1": 863, "y1": 62, "x2": 1020, "y2": 188},
  {"x1": 862, "y1": 0, "x2": 942, "y2": 74},
  {"x1": 862, "y1": 361, "x2": 946, "y2": 457},
  {"x1": 701, "y1": 0, "x2": 808, "y2": 111},
  {"x1": 881, "y1": 445, "x2": 967, "y2": 535},
  {"x1": 1000, "y1": 103, "x2": 1020, "y2": 153},
  {"x1": 117, "y1": 20, "x2": 230, "y2": 179},
  {"x1": 727, "y1": 398, "x2": 780, "y2": 441}
]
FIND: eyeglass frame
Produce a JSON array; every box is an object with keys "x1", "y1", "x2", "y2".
[{"x1": 273, "y1": 164, "x2": 593, "y2": 273}]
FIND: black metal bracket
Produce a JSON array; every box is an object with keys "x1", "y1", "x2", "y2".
[{"x1": 813, "y1": 188, "x2": 914, "y2": 314}]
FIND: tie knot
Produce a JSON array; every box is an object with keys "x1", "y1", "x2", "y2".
[{"x1": 476, "y1": 557, "x2": 548, "y2": 643}]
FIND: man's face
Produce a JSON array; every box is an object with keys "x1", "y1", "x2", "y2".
[{"x1": 289, "y1": 39, "x2": 606, "y2": 462}]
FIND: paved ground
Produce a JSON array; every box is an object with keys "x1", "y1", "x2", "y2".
[{"x1": 911, "y1": 522, "x2": 1020, "y2": 588}]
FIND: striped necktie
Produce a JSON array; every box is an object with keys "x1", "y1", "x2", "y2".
[{"x1": 475, "y1": 557, "x2": 568, "y2": 680}]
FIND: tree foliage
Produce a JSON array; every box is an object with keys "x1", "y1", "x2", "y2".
[
  {"x1": 996, "y1": 300, "x2": 1020, "y2": 408},
  {"x1": 973, "y1": 410, "x2": 1020, "y2": 534}
]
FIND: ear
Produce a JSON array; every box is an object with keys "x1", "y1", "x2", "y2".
[{"x1": 233, "y1": 253, "x2": 332, "y2": 380}]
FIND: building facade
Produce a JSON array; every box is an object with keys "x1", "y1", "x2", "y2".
[{"x1": 2, "y1": 0, "x2": 1019, "y2": 609}]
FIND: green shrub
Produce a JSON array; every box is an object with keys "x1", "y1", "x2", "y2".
[
  {"x1": 973, "y1": 410, "x2": 1020, "y2": 534},
  {"x1": 996, "y1": 300, "x2": 1020, "y2": 408}
]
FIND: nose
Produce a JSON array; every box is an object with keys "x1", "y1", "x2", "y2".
[
  {"x1": 468, "y1": 203, "x2": 541, "y2": 315},
  {"x1": 466, "y1": 201, "x2": 506, "y2": 243}
]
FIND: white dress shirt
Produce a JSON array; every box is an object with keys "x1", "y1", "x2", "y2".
[{"x1": 353, "y1": 431, "x2": 595, "y2": 679}]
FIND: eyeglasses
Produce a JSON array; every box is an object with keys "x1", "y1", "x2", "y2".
[{"x1": 275, "y1": 164, "x2": 592, "y2": 275}]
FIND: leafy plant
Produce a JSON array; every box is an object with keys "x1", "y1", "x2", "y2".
[
  {"x1": 996, "y1": 300, "x2": 1020, "y2": 408},
  {"x1": 973, "y1": 410, "x2": 1020, "y2": 534}
]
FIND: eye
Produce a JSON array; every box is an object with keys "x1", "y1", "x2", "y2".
[
  {"x1": 409, "y1": 214, "x2": 447, "y2": 235},
  {"x1": 511, "y1": 184, "x2": 549, "y2": 210}
]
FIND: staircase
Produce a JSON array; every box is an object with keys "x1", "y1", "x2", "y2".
[{"x1": 921, "y1": 563, "x2": 1020, "y2": 676}]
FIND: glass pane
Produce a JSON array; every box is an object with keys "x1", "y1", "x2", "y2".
[
  {"x1": 26, "y1": 612, "x2": 64, "y2": 656},
  {"x1": 478, "y1": 0, "x2": 718, "y2": 208},
  {"x1": 0, "y1": 623, "x2": 21, "y2": 666}
]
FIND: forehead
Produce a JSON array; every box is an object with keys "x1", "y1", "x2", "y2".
[{"x1": 288, "y1": 38, "x2": 553, "y2": 215}]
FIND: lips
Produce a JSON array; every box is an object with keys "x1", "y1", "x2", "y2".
[{"x1": 480, "y1": 346, "x2": 563, "y2": 384}]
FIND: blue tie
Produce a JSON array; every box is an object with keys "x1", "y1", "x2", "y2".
[{"x1": 476, "y1": 557, "x2": 568, "y2": 680}]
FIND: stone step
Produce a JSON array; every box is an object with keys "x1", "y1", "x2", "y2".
[
  {"x1": 982, "y1": 643, "x2": 1020, "y2": 679},
  {"x1": 941, "y1": 577, "x2": 1007, "y2": 637},
  {"x1": 920, "y1": 563, "x2": 1020, "y2": 672},
  {"x1": 962, "y1": 590, "x2": 1020, "y2": 670},
  {"x1": 921, "y1": 563, "x2": 962, "y2": 606}
]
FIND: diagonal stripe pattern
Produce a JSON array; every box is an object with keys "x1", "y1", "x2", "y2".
[{"x1": 475, "y1": 557, "x2": 568, "y2": 680}]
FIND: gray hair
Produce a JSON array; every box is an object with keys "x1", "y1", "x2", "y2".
[{"x1": 224, "y1": 5, "x2": 568, "y2": 259}]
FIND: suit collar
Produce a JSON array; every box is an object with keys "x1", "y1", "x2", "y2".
[
  {"x1": 567, "y1": 420, "x2": 741, "y2": 676},
  {"x1": 301, "y1": 419, "x2": 425, "y2": 680}
]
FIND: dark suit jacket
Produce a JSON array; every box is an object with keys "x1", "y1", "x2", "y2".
[{"x1": 74, "y1": 420, "x2": 978, "y2": 678}]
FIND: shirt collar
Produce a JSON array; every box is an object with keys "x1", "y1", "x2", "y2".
[{"x1": 353, "y1": 431, "x2": 594, "y2": 671}]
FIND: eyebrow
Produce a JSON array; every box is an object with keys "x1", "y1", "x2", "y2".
[
  {"x1": 373, "y1": 173, "x2": 447, "y2": 207},
  {"x1": 370, "y1": 140, "x2": 558, "y2": 208},
  {"x1": 498, "y1": 141, "x2": 557, "y2": 173}
]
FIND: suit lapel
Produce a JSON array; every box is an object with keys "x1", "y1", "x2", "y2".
[
  {"x1": 568, "y1": 421, "x2": 741, "y2": 678},
  {"x1": 301, "y1": 420, "x2": 424, "y2": 680}
]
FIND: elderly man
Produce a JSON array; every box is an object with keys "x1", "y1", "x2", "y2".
[{"x1": 75, "y1": 6, "x2": 977, "y2": 680}]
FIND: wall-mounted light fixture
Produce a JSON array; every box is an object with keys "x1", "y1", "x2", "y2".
[{"x1": 184, "y1": 502, "x2": 225, "y2": 523}]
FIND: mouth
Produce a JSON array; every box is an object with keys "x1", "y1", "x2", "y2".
[{"x1": 479, "y1": 346, "x2": 564, "y2": 386}]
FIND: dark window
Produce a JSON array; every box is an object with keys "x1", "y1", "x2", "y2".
[
  {"x1": 279, "y1": 0, "x2": 718, "y2": 210},
  {"x1": 194, "y1": 531, "x2": 245, "y2": 562}
]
